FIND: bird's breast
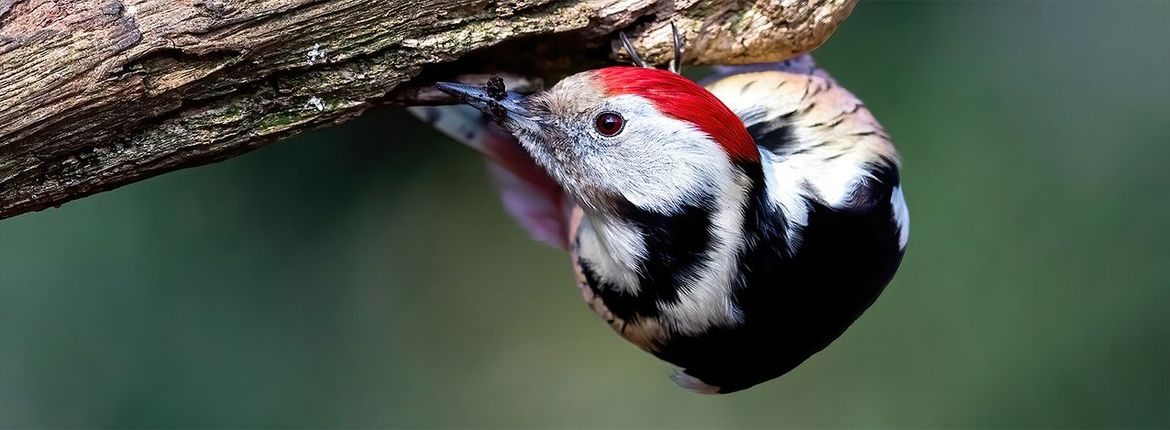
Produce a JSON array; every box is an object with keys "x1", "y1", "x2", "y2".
[{"x1": 567, "y1": 207, "x2": 673, "y2": 351}]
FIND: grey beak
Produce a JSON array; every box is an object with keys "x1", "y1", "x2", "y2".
[{"x1": 435, "y1": 82, "x2": 530, "y2": 121}]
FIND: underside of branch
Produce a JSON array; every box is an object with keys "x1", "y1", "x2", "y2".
[{"x1": 0, "y1": 0, "x2": 854, "y2": 219}]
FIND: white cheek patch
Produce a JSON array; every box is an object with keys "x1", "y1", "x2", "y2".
[
  {"x1": 891, "y1": 186, "x2": 910, "y2": 249},
  {"x1": 591, "y1": 95, "x2": 735, "y2": 214}
]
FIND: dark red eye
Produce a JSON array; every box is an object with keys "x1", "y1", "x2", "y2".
[{"x1": 594, "y1": 112, "x2": 625, "y2": 137}]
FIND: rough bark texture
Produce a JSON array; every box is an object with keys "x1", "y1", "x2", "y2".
[{"x1": 0, "y1": 0, "x2": 854, "y2": 220}]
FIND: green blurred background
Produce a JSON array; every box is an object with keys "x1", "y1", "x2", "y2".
[{"x1": 2, "y1": 2, "x2": 1168, "y2": 428}]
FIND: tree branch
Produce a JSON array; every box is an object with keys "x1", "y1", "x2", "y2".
[{"x1": 0, "y1": 0, "x2": 854, "y2": 219}]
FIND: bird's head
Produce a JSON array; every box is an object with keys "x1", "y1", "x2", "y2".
[{"x1": 438, "y1": 67, "x2": 758, "y2": 216}]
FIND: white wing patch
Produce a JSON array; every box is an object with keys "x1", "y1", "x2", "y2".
[
  {"x1": 891, "y1": 186, "x2": 910, "y2": 249},
  {"x1": 759, "y1": 150, "x2": 810, "y2": 251},
  {"x1": 761, "y1": 149, "x2": 884, "y2": 252}
]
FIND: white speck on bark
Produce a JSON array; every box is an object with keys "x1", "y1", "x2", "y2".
[
  {"x1": 306, "y1": 96, "x2": 325, "y2": 111},
  {"x1": 307, "y1": 44, "x2": 326, "y2": 65}
]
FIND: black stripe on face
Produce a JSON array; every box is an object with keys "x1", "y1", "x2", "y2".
[{"x1": 582, "y1": 199, "x2": 715, "y2": 321}]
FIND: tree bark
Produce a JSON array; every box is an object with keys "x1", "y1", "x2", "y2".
[{"x1": 0, "y1": 0, "x2": 854, "y2": 220}]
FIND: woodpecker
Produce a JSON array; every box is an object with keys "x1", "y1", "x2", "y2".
[{"x1": 412, "y1": 34, "x2": 909, "y2": 394}]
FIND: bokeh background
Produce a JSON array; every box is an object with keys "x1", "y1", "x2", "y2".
[{"x1": 2, "y1": 2, "x2": 1168, "y2": 428}]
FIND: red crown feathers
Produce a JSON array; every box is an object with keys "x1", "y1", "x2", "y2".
[{"x1": 596, "y1": 67, "x2": 759, "y2": 163}]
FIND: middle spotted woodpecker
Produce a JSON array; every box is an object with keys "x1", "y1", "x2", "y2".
[{"x1": 412, "y1": 34, "x2": 909, "y2": 394}]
